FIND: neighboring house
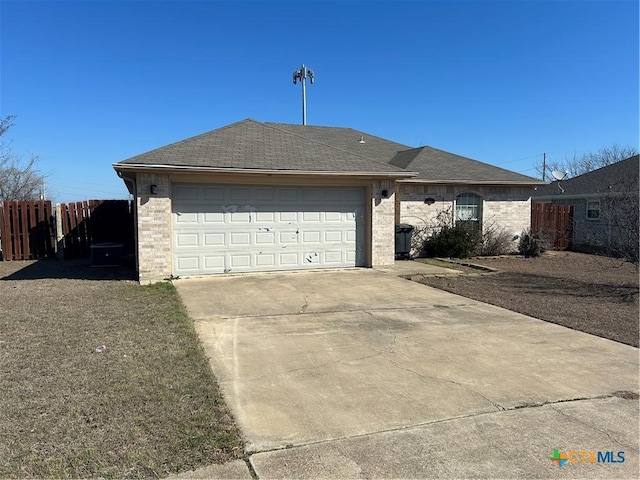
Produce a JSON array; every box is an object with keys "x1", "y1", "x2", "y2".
[
  {"x1": 532, "y1": 155, "x2": 640, "y2": 254},
  {"x1": 114, "y1": 119, "x2": 544, "y2": 283}
]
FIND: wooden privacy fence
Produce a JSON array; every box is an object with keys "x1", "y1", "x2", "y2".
[
  {"x1": 59, "y1": 200, "x2": 134, "y2": 259},
  {"x1": 0, "y1": 199, "x2": 134, "y2": 261},
  {"x1": 0, "y1": 200, "x2": 56, "y2": 261},
  {"x1": 531, "y1": 202, "x2": 573, "y2": 250}
]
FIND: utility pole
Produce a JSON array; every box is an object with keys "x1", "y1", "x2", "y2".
[
  {"x1": 542, "y1": 152, "x2": 546, "y2": 181},
  {"x1": 292, "y1": 64, "x2": 314, "y2": 125}
]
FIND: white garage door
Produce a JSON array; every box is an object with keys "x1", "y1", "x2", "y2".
[{"x1": 172, "y1": 183, "x2": 366, "y2": 276}]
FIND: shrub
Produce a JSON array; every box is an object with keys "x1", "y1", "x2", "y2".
[
  {"x1": 423, "y1": 223, "x2": 481, "y2": 258},
  {"x1": 518, "y1": 229, "x2": 548, "y2": 257},
  {"x1": 479, "y1": 224, "x2": 517, "y2": 256}
]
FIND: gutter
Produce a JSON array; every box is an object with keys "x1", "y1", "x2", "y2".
[
  {"x1": 398, "y1": 178, "x2": 546, "y2": 186},
  {"x1": 116, "y1": 170, "x2": 136, "y2": 195},
  {"x1": 533, "y1": 192, "x2": 630, "y2": 201},
  {"x1": 112, "y1": 163, "x2": 417, "y2": 179}
]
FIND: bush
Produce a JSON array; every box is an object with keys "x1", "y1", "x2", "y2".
[
  {"x1": 518, "y1": 229, "x2": 547, "y2": 257},
  {"x1": 479, "y1": 224, "x2": 517, "y2": 256},
  {"x1": 423, "y1": 223, "x2": 481, "y2": 258}
]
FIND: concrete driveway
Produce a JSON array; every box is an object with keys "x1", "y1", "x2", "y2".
[{"x1": 175, "y1": 264, "x2": 639, "y2": 478}]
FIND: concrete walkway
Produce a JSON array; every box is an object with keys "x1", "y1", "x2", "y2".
[{"x1": 174, "y1": 263, "x2": 639, "y2": 479}]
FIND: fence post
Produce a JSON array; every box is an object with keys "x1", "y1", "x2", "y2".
[{"x1": 55, "y1": 203, "x2": 64, "y2": 260}]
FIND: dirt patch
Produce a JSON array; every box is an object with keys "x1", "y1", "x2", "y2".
[
  {"x1": 417, "y1": 252, "x2": 639, "y2": 347},
  {"x1": 0, "y1": 260, "x2": 243, "y2": 478}
]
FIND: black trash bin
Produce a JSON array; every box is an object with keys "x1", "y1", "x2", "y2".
[{"x1": 395, "y1": 224, "x2": 414, "y2": 259}]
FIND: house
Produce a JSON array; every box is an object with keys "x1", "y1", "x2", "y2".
[
  {"x1": 532, "y1": 154, "x2": 639, "y2": 255},
  {"x1": 114, "y1": 119, "x2": 544, "y2": 283}
]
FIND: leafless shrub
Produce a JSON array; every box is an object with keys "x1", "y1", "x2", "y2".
[{"x1": 479, "y1": 223, "x2": 517, "y2": 256}]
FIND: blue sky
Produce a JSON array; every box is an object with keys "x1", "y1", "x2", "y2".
[{"x1": 1, "y1": 0, "x2": 638, "y2": 203}]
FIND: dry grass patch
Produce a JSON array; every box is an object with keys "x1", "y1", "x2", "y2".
[
  {"x1": 0, "y1": 260, "x2": 243, "y2": 479},
  {"x1": 417, "y1": 252, "x2": 639, "y2": 347}
]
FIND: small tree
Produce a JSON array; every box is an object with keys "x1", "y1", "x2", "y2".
[
  {"x1": 536, "y1": 144, "x2": 638, "y2": 180},
  {"x1": 0, "y1": 115, "x2": 46, "y2": 201},
  {"x1": 598, "y1": 175, "x2": 639, "y2": 268}
]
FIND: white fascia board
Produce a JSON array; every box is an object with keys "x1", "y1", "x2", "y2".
[
  {"x1": 398, "y1": 178, "x2": 546, "y2": 186},
  {"x1": 112, "y1": 163, "x2": 417, "y2": 179}
]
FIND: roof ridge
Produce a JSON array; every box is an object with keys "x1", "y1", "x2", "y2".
[
  {"x1": 265, "y1": 121, "x2": 412, "y2": 150},
  {"x1": 260, "y1": 122, "x2": 408, "y2": 172}
]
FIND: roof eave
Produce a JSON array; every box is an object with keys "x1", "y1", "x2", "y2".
[
  {"x1": 398, "y1": 178, "x2": 546, "y2": 186},
  {"x1": 113, "y1": 163, "x2": 417, "y2": 179}
]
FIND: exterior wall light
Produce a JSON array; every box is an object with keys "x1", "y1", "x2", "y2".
[
  {"x1": 424, "y1": 197, "x2": 436, "y2": 205},
  {"x1": 150, "y1": 184, "x2": 157, "y2": 195}
]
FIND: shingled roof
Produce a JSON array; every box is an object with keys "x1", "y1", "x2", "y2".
[
  {"x1": 270, "y1": 122, "x2": 542, "y2": 184},
  {"x1": 115, "y1": 118, "x2": 543, "y2": 184},
  {"x1": 533, "y1": 155, "x2": 639, "y2": 198},
  {"x1": 116, "y1": 119, "x2": 409, "y2": 175},
  {"x1": 389, "y1": 145, "x2": 543, "y2": 184}
]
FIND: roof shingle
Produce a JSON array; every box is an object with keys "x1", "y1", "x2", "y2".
[
  {"x1": 116, "y1": 118, "x2": 543, "y2": 184},
  {"x1": 533, "y1": 155, "x2": 639, "y2": 197}
]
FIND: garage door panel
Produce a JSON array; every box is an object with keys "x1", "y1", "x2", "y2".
[
  {"x1": 177, "y1": 256, "x2": 199, "y2": 270},
  {"x1": 230, "y1": 187, "x2": 252, "y2": 201},
  {"x1": 278, "y1": 189, "x2": 298, "y2": 202},
  {"x1": 325, "y1": 251, "x2": 343, "y2": 263},
  {"x1": 203, "y1": 212, "x2": 224, "y2": 223},
  {"x1": 279, "y1": 252, "x2": 299, "y2": 265},
  {"x1": 230, "y1": 254, "x2": 251, "y2": 268},
  {"x1": 279, "y1": 211, "x2": 298, "y2": 222},
  {"x1": 324, "y1": 211, "x2": 342, "y2": 222},
  {"x1": 256, "y1": 253, "x2": 276, "y2": 266},
  {"x1": 204, "y1": 233, "x2": 225, "y2": 246},
  {"x1": 301, "y1": 231, "x2": 321, "y2": 243},
  {"x1": 324, "y1": 231, "x2": 342, "y2": 243},
  {"x1": 175, "y1": 212, "x2": 199, "y2": 224},
  {"x1": 256, "y1": 232, "x2": 276, "y2": 245},
  {"x1": 178, "y1": 233, "x2": 200, "y2": 247},
  {"x1": 301, "y1": 211, "x2": 321, "y2": 222},
  {"x1": 230, "y1": 232, "x2": 251, "y2": 245},
  {"x1": 280, "y1": 231, "x2": 299, "y2": 244},
  {"x1": 202, "y1": 187, "x2": 225, "y2": 201},
  {"x1": 255, "y1": 188, "x2": 276, "y2": 201},
  {"x1": 174, "y1": 185, "x2": 199, "y2": 201},
  {"x1": 172, "y1": 184, "x2": 365, "y2": 276},
  {"x1": 255, "y1": 211, "x2": 275, "y2": 222},
  {"x1": 204, "y1": 255, "x2": 225, "y2": 270}
]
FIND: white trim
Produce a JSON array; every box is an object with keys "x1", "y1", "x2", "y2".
[
  {"x1": 113, "y1": 163, "x2": 416, "y2": 179},
  {"x1": 398, "y1": 179, "x2": 544, "y2": 186},
  {"x1": 586, "y1": 200, "x2": 601, "y2": 221}
]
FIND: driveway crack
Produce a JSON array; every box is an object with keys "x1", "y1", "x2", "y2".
[
  {"x1": 363, "y1": 310, "x2": 505, "y2": 412},
  {"x1": 548, "y1": 403, "x2": 639, "y2": 453},
  {"x1": 383, "y1": 357, "x2": 506, "y2": 412}
]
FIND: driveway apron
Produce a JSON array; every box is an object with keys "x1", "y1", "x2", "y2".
[{"x1": 175, "y1": 267, "x2": 639, "y2": 478}]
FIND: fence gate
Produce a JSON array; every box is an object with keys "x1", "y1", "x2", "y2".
[
  {"x1": 531, "y1": 202, "x2": 573, "y2": 250},
  {"x1": 58, "y1": 200, "x2": 134, "y2": 259},
  {"x1": 0, "y1": 200, "x2": 56, "y2": 261}
]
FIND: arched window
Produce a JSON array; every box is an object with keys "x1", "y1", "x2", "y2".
[{"x1": 455, "y1": 193, "x2": 482, "y2": 229}]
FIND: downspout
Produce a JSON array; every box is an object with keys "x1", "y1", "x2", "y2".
[{"x1": 117, "y1": 171, "x2": 139, "y2": 279}]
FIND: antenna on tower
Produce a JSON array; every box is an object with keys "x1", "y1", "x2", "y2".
[{"x1": 292, "y1": 64, "x2": 314, "y2": 125}]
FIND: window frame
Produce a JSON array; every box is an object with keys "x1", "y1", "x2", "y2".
[
  {"x1": 455, "y1": 192, "x2": 482, "y2": 228},
  {"x1": 586, "y1": 200, "x2": 601, "y2": 220}
]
